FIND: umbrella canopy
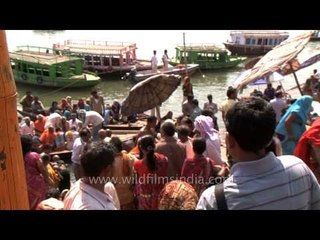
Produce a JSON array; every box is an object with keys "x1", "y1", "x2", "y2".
[
  {"x1": 233, "y1": 69, "x2": 284, "y2": 87},
  {"x1": 235, "y1": 31, "x2": 313, "y2": 90},
  {"x1": 121, "y1": 74, "x2": 181, "y2": 116}
]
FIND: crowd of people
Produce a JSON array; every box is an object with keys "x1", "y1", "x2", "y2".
[{"x1": 18, "y1": 69, "x2": 320, "y2": 210}]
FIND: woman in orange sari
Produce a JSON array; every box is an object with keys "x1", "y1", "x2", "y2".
[{"x1": 133, "y1": 135, "x2": 168, "y2": 210}]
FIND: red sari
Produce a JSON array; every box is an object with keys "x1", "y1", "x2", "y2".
[{"x1": 134, "y1": 153, "x2": 168, "y2": 210}]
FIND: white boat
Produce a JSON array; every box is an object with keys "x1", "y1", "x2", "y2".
[{"x1": 224, "y1": 30, "x2": 289, "y2": 56}]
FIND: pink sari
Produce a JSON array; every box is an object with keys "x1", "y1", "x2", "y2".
[{"x1": 24, "y1": 152, "x2": 47, "y2": 209}]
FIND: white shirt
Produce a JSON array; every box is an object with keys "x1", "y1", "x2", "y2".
[
  {"x1": 151, "y1": 55, "x2": 158, "y2": 66},
  {"x1": 19, "y1": 122, "x2": 35, "y2": 136},
  {"x1": 197, "y1": 152, "x2": 320, "y2": 210},
  {"x1": 69, "y1": 118, "x2": 82, "y2": 130},
  {"x1": 269, "y1": 97, "x2": 287, "y2": 122},
  {"x1": 104, "y1": 182, "x2": 120, "y2": 210},
  {"x1": 45, "y1": 113, "x2": 62, "y2": 129},
  {"x1": 83, "y1": 111, "x2": 104, "y2": 127},
  {"x1": 63, "y1": 179, "x2": 117, "y2": 210},
  {"x1": 71, "y1": 137, "x2": 85, "y2": 165}
]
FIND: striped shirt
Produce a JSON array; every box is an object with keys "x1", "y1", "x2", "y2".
[{"x1": 196, "y1": 152, "x2": 320, "y2": 210}]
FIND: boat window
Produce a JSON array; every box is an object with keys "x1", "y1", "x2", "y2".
[
  {"x1": 36, "y1": 69, "x2": 42, "y2": 75},
  {"x1": 245, "y1": 38, "x2": 251, "y2": 45},
  {"x1": 251, "y1": 39, "x2": 256, "y2": 45},
  {"x1": 22, "y1": 63, "x2": 28, "y2": 73},
  {"x1": 28, "y1": 68, "x2": 35, "y2": 74},
  {"x1": 268, "y1": 39, "x2": 274, "y2": 45},
  {"x1": 43, "y1": 69, "x2": 49, "y2": 77},
  {"x1": 263, "y1": 39, "x2": 268, "y2": 45},
  {"x1": 257, "y1": 39, "x2": 262, "y2": 45},
  {"x1": 274, "y1": 39, "x2": 278, "y2": 45}
]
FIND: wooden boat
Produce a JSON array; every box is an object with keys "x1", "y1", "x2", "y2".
[
  {"x1": 224, "y1": 30, "x2": 289, "y2": 56},
  {"x1": 53, "y1": 40, "x2": 159, "y2": 76},
  {"x1": 310, "y1": 30, "x2": 320, "y2": 41},
  {"x1": 169, "y1": 44, "x2": 247, "y2": 70},
  {"x1": 124, "y1": 63, "x2": 199, "y2": 83},
  {"x1": 10, "y1": 46, "x2": 101, "y2": 88}
]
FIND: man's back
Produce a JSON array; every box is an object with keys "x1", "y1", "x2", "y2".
[
  {"x1": 156, "y1": 136, "x2": 186, "y2": 179},
  {"x1": 197, "y1": 152, "x2": 320, "y2": 210}
]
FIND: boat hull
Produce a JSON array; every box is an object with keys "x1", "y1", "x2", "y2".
[
  {"x1": 224, "y1": 42, "x2": 273, "y2": 56},
  {"x1": 13, "y1": 72, "x2": 100, "y2": 88},
  {"x1": 134, "y1": 64, "x2": 199, "y2": 82},
  {"x1": 169, "y1": 57, "x2": 246, "y2": 70}
]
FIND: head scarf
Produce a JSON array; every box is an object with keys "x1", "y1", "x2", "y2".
[
  {"x1": 194, "y1": 115, "x2": 222, "y2": 164},
  {"x1": 158, "y1": 180, "x2": 198, "y2": 210}
]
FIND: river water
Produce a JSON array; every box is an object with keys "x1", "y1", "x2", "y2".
[{"x1": 6, "y1": 30, "x2": 320, "y2": 130}]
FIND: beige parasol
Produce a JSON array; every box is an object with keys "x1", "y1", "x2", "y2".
[
  {"x1": 121, "y1": 74, "x2": 181, "y2": 116},
  {"x1": 235, "y1": 31, "x2": 313, "y2": 91}
]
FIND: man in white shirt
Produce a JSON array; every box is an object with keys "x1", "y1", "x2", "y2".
[
  {"x1": 71, "y1": 128, "x2": 91, "y2": 180},
  {"x1": 269, "y1": 91, "x2": 287, "y2": 123},
  {"x1": 64, "y1": 141, "x2": 117, "y2": 210},
  {"x1": 197, "y1": 97, "x2": 320, "y2": 210},
  {"x1": 162, "y1": 49, "x2": 169, "y2": 71},
  {"x1": 151, "y1": 50, "x2": 158, "y2": 72},
  {"x1": 81, "y1": 110, "x2": 104, "y2": 141},
  {"x1": 19, "y1": 117, "x2": 35, "y2": 136}
]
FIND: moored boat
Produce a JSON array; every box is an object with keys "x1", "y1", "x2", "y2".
[
  {"x1": 169, "y1": 44, "x2": 247, "y2": 70},
  {"x1": 224, "y1": 30, "x2": 289, "y2": 56},
  {"x1": 53, "y1": 40, "x2": 159, "y2": 76},
  {"x1": 10, "y1": 46, "x2": 101, "y2": 88},
  {"x1": 124, "y1": 63, "x2": 199, "y2": 83}
]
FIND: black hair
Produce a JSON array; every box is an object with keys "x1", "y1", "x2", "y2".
[
  {"x1": 201, "y1": 109, "x2": 214, "y2": 117},
  {"x1": 192, "y1": 99, "x2": 199, "y2": 106},
  {"x1": 226, "y1": 86, "x2": 237, "y2": 98},
  {"x1": 160, "y1": 121, "x2": 176, "y2": 137},
  {"x1": 41, "y1": 153, "x2": 51, "y2": 162},
  {"x1": 192, "y1": 137, "x2": 206, "y2": 155},
  {"x1": 138, "y1": 135, "x2": 156, "y2": 171},
  {"x1": 147, "y1": 115, "x2": 157, "y2": 124},
  {"x1": 110, "y1": 136, "x2": 123, "y2": 153},
  {"x1": 21, "y1": 135, "x2": 33, "y2": 156},
  {"x1": 79, "y1": 128, "x2": 91, "y2": 138},
  {"x1": 226, "y1": 97, "x2": 276, "y2": 153},
  {"x1": 177, "y1": 125, "x2": 190, "y2": 137},
  {"x1": 81, "y1": 142, "x2": 115, "y2": 177}
]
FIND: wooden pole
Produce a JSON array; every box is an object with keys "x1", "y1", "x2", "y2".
[
  {"x1": 183, "y1": 32, "x2": 188, "y2": 76},
  {"x1": 0, "y1": 30, "x2": 29, "y2": 209},
  {"x1": 290, "y1": 62, "x2": 303, "y2": 96}
]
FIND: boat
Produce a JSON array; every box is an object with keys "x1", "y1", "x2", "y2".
[
  {"x1": 10, "y1": 46, "x2": 101, "y2": 88},
  {"x1": 123, "y1": 63, "x2": 199, "y2": 83},
  {"x1": 223, "y1": 30, "x2": 289, "y2": 56},
  {"x1": 169, "y1": 44, "x2": 247, "y2": 70},
  {"x1": 310, "y1": 30, "x2": 320, "y2": 41},
  {"x1": 53, "y1": 40, "x2": 158, "y2": 76}
]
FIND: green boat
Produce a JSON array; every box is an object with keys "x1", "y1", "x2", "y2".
[
  {"x1": 9, "y1": 46, "x2": 101, "y2": 88},
  {"x1": 169, "y1": 44, "x2": 247, "y2": 70}
]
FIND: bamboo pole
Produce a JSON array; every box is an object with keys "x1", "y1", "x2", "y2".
[
  {"x1": 0, "y1": 30, "x2": 29, "y2": 209},
  {"x1": 183, "y1": 32, "x2": 188, "y2": 76},
  {"x1": 290, "y1": 62, "x2": 303, "y2": 96}
]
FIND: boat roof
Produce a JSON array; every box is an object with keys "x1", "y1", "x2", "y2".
[
  {"x1": 230, "y1": 30, "x2": 289, "y2": 37},
  {"x1": 9, "y1": 51, "x2": 81, "y2": 65},
  {"x1": 176, "y1": 44, "x2": 227, "y2": 53},
  {"x1": 55, "y1": 39, "x2": 137, "y2": 55}
]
